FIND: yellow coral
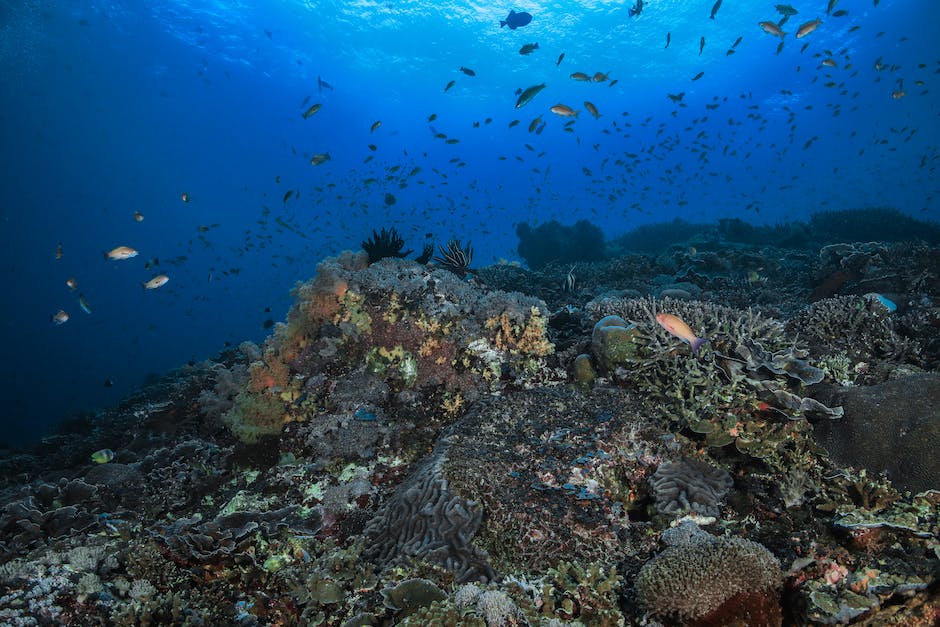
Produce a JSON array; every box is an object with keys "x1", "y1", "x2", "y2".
[
  {"x1": 485, "y1": 306, "x2": 553, "y2": 356},
  {"x1": 223, "y1": 390, "x2": 292, "y2": 444},
  {"x1": 335, "y1": 290, "x2": 372, "y2": 334},
  {"x1": 416, "y1": 314, "x2": 453, "y2": 335},
  {"x1": 441, "y1": 393, "x2": 465, "y2": 416},
  {"x1": 419, "y1": 337, "x2": 440, "y2": 358},
  {"x1": 382, "y1": 293, "x2": 404, "y2": 324}
]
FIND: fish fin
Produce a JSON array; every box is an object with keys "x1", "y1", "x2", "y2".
[{"x1": 690, "y1": 337, "x2": 708, "y2": 354}]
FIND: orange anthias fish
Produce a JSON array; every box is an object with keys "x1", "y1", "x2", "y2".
[{"x1": 655, "y1": 313, "x2": 707, "y2": 354}]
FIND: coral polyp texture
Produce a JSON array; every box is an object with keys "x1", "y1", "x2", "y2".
[
  {"x1": 635, "y1": 522, "x2": 783, "y2": 625},
  {"x1": 2, "y1": 223, "x2": 940, "y2": 625}
]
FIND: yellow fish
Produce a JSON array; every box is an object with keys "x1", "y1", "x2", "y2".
[
  {"x1": 91, "y1": 448, "x2": 115, "y2": 464},
  {"x1": 655, "y1": 313, "x2": 707, "y2": 353}
]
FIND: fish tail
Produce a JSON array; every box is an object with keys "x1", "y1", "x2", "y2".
[
  {"x1": 690, "y1": 337, "x2": 708, "y2": 354},
  {"x1": 500, "y1": 20, "x2": 506, "y2": 27}
]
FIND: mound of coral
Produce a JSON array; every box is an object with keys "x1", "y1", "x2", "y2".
[{"x1": 1, "y1": 227, "x2": 939, "y2": 625}]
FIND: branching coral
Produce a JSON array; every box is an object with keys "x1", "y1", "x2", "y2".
[
  {"x1": 582, "y1": 296, "x2": 838, "y2": 468},
  {"x1": 788, "y1": 295, "x2": 922, "y2": 365}
]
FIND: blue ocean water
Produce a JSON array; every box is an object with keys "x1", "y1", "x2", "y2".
[{"x1": 0, "y1": 0, "x2": 937, "y2": 445}]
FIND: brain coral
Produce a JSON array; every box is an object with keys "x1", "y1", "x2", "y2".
[
  {"x1": 635, "y1": 525, "x2": 782, "y2": 625},
  {"x1": 649, "y1": 458, "x2": 733, "y2": 518}
]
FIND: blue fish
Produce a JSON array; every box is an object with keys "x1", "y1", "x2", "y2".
[
  {"x1": 500, "y1": 9, "x2": 532, "y2": 29},
  {"x1": 864, "y1": 292, "x2": 897, "y2": 312}
]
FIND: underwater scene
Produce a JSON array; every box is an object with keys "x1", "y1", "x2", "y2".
[{"x1": 1, "y1": 0, "x2": 939, "y2": 624}]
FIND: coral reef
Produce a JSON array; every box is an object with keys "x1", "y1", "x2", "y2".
[
  {"x1": 790, "y1": 295, "x2": 923, "y2": 365},
  {"x1": 583, "y1": 296, "x2": 838, "y2": 469},
  {"x1": 1, "y1": 227, "x2": 939, "y2": 624},
  {"x1": 218, "y1": 252, "x2": 560, "y2": 444},
  {"x1": 808, "y1": 207, "x2": 940, "y2": 245}
]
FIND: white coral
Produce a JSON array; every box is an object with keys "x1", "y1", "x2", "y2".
[
  {"x1": 454, "y1": 582, "x2": 482, "y2": 610},
  {"x1": 476, "y1": 590, "x2": 518, "y2": 626}
]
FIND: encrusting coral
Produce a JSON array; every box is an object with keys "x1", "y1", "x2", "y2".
[{"x1": 220, "y1": 253, "x2": 561, "y2": 444}]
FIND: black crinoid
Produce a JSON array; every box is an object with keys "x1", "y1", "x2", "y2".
[
  {"x1": 361, "y1": 227, "x2": 413, "y2": 264},
  {"x1": 433, "y1": 239, "x2": 474, "y2": 277},
  {"x1": 415, "y1": 243, "x2": 434, "y2": 265}
]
